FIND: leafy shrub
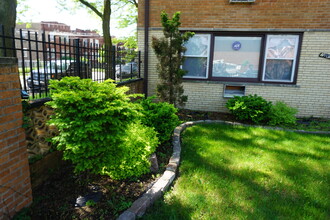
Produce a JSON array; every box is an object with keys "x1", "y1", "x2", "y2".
[
  {"x1": 47, "y1": 77, "x2": 158, "y2": 179},
  {"x1": 226, "y1": 94, "x2": 272, "y2": 124},
  {"x1": 102, "y1": 122, "x2": 158, "y2": 179},
  {"x1": 267, "y1": 101, "x2": 298, "y2": 126},
  {"x1": 138, "y1": 96, "x2": 180, "y2": 144}
]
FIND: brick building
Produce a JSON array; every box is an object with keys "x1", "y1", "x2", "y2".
[
  {"x1": 138, "y1": 0, "x2": 330, "y2": 117},
  {"x1": 15, "y1": 22, "x2": 103, "y2": 68}
]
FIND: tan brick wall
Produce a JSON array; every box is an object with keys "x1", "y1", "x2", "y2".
[
  {"x1": 138, "y1": 0, "x2": 330, "y2": 30},
  {"x1": 138, "y1": 30, "x2": 330, "y2": 118},
  {"x1": 0, "y1": 58, "x2": 32, "y2": 219}
]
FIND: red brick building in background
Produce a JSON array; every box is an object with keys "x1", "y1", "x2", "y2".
[
  {"x1": 138, "y1": 0, "x2": 330, "y2": 118},
  {"x1": 15, "y1": 21, "x2": 104, "y2": 67}
]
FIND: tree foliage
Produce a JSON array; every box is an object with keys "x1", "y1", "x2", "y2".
[{"x1": 152, "y1": 11, "x2": 194, "y2": 107}]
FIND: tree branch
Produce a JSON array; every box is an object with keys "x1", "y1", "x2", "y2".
[
  {"x1": 77, "y1": 0, "x2": 103, "y2": 18},
  {"x1": 130, "y1": 0, "x2": 138, "y2": 8}
]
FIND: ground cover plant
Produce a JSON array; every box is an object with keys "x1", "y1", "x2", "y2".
[{"x1": 143, "y1": 123, "x2": 330, "y2": 219}]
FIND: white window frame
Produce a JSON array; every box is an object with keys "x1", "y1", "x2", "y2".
[
  {"x1": 262, "y1": 34, "x2": 300, "y2": 83},
  {"x1": 183, "y1": 34, "x2": 211, "y2": 79}
]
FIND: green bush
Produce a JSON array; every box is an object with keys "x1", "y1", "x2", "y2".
[
  {"x1": 267, "y1": 101, "x2": 298, "y2": 126},
  {"x1": 138, "y1": 96, "x2": 180, "y2": 144},
  {"x1": 47, "y1": 77, "x2": 158, "y2": 179},
  {"x1": 102, "y1": 122, "x2": 158, "y2": 179},
  {"x1": 226, "y1": 94, "x2": 272, "y2": 124}
]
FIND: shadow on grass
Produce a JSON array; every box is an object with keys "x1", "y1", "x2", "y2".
[{"x1": 142, "y1": 123, "x2": 330, "y2": 219}]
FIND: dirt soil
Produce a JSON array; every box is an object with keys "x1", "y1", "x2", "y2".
[{"x1": 17, "y1": 141, "x2": 172, "y2": 220}]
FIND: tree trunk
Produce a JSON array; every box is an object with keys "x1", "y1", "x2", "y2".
[
  {"x1": 103, "y1": 0, "x2": 114, "y2": 79},
  {"x1": 0, "y1": 0, "x2": 17, "y2": 57}
]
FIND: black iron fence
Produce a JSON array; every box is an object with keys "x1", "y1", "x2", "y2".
[{"x1": 0, "y1": 24, "x2": 141, "y2": 99}]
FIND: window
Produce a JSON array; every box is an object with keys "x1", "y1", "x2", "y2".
[
  {"x1": 182, "y1": 33, "x2": 301, "y2": 84},
  {"x1": 183, "y1": 34, "x2": 210, "y2": 78},
  {"x1": 263, "y1": 35, "x2": 299, "y2": 82},
  {"x1": 212, "y1": 36, "x2": 261, "y2": 79}
]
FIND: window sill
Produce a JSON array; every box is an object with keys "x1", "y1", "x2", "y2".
[{"x1": 182, "y1": 79, "x2": 300, "y2": 88}]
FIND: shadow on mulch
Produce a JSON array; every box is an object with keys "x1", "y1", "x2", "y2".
[
  {"x1": 177, "y1": 109, "x2": 236, "y2": 122},
  {"x1": 15, "y1": 142, "x2": 172, "y2": 220}
]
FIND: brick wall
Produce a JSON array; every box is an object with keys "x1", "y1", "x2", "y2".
[
  {"x1": 138, "y1": 0, "x2": 330, "y2": 29},
  {"x1": 139, "y1": 30, "x2": 330, "y2": 118},
  {"x1": 0, "y1": 58, "x2": 32, "y2": 219}
]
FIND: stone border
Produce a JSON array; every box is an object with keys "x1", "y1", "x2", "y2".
[{"x1": 117, "y1": 120, "x2": 330, "y2": 219}]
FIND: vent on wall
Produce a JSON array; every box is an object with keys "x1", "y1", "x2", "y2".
[
  {"x1": 223, "y1": 85, "x2": 246, "y2": 98},
  {"x1": 229, "y1": 0, "x2": 255, "y2": 3}
]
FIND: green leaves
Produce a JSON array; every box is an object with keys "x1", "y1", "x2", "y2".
[
  {"x1": 226, "y1": 95, "x2": 299, "y2": 126},
  {"x1": 138, "y1": 96, "x2": 180, "y2": 144},
  {"x1": 226, "y1": 95, "x2": 272, "y2": 124},
  {"x1": 268, "y1": 101, "x2": 298, "y2": 126},
  {"x1": 47, "y1": 77, "x2": 158, "y2": 179}
]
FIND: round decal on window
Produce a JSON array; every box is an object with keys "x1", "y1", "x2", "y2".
[{"x1": 232, "y1": 41, "x2": 241, "y2": 51}]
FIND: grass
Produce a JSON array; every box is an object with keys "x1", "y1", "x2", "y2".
[{"x1": 142, "y1": 123, "x2": 330, "y2": 220}]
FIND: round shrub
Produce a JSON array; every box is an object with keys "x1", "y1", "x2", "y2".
[
  {"x1": 267, "y1": 101, "x2": 298, "y2": 126},
  {"x1": 226, "y1": 94, "x2": 272, "y2": 124},
  {"x1": 138, "y1": 96, "x2": 180, "y2": 144},
  {"x1": 47, "y1": 77, "x2": 158, "y2": 179}
]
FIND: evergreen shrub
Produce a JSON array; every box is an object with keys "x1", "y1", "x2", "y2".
[
  {"x1": 139, "y1": 96, "x2": 180, "y2": 144},
  {"x1": 47, "y1": 77, "x2": 158, "y2": 179}
]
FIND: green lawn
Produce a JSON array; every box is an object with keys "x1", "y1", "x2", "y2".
[{"x1": 142, "y1": 123, "x2": 330, "y2": 220}]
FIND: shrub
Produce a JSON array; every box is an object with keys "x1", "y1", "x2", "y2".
[
  {"x1": 152, "y1": 11, "x2": 194, "y2": 107},
  {"x1": 47, "y1": 77, "x2": 158, "y2": 179},
  {"x1": 138, "y1": 96, "x2": 180, "y2": 144},
  {"x1": 102, "y1": 122, "x2": 158, "y2": 179},
  {"x1": 267, "y1": 101, "x2": 298, "y2": 126},
  {"x1": 226, "y1": 94, "x2": 272, "y2": 124}
]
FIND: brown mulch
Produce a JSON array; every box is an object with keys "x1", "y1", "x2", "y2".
[
  {"x1": 19, "y1": 141, "x2": 172, "y2": 220},
  {"x1": 177, "y1": 109, "x2": 236, "y2": 122}
]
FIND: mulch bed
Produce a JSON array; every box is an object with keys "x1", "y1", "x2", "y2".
[{"x1": 19, "y1": 142, "x2": 172, "y2": 219}]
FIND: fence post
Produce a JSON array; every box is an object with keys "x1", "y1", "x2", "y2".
[
  {"x1": 0, "y1": 24, "x2": 7, "y2": 57},
  {"x1": 112, "y1": 45, "x2": 116, "y2": 80},
  {"x1": 75, "y1": 39, "x2": 81, "y2": 78}
]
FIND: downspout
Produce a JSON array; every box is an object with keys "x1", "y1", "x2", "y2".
[{"x1": 143, "y1": 0, "x2": 149, "y2": 97}]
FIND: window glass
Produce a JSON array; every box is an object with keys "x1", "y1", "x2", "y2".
[
  {"x1": 263, "y1": 35, "x2": 299, "y2": 82},
  {"x1": 212, "y1": 36, "x2": 261, "y2": 78},
  {"x1": 184, "y1": 35, "x2": 209, "y2": 56},
  {"x1": 183, "y1": 34, "x2": 210, "y2": 78},
  {"x1": 266, "y1": 36, "x2": 297, "y2": 59},
  {"x1": 182, "y1": 57, "x2": 208, "y2": 77}
]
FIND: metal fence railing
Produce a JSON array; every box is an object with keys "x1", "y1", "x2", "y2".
[{"x1": 0, "y1": 24, "x2": 141, "y2": 99}]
